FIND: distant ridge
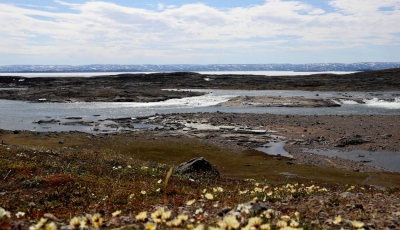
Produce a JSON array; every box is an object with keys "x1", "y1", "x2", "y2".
[{"x1": 1, "y1": 62, "x2": 400, "y2": 73}]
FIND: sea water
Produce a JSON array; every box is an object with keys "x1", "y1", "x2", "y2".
[{"x1": 0, "y1": 89, "x2": 399, "y2": 132}]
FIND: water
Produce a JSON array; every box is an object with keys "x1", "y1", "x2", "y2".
[
  {"x1": 0, "y1": 71, "x2": 356, "y2": 77},
  {"x1": 302, "y1": 148, "x2": 400, "y2": 173},
  {"x1": 0, "y1": 89, "x2": 399, "y2": 132}
]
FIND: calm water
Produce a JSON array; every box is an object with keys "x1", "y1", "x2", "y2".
[{"x1": 303, "y1": 148, "x2": 400, "y2": 173}]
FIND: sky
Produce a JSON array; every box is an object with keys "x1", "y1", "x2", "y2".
[{"x1": 1, "y1": 0, "x2": 400, "y2": 65}]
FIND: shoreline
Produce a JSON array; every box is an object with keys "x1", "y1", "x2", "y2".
[{"x1": 2, "y1": 112, "x2": 399, "y2": 175}]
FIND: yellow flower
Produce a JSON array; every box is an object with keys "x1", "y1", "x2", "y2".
[
  {"x1": 193, "y1": 224, "x2": 205, "y2": 230},
  {"x1": 157, "y1": 179, "x2": 162, "y2": 184},
  {"x1": 154, "y1": 218, "x2": 162, "y2": 224},
  {"x1": 260, "y1": 224, "x2": 271, "y2": 230},
  {"x1": 294, "y1": 211, "x2": 300, "y2": 221},
  {"x1": 248, "y1": 217, "x2": 263, "y2": 227},
  {"x1": 34, "y1": 218, "x2": 48, "y2": 229},
  {"x1": 208, "y1": 227, "x2": 221, "y2": 230},
  {"x1": 290, "y1": 220, "x2": 299, "y2": 228},
  {"x1": 281, "y1": 215, "x2": 291, "y2": 222},
  {"x1": 239, "y1": 190, "x2": 248, "y2": 195},
  {"x1": 352, "y1": 220, "x2": 364, "y2": 229},
  {"x1": 145, "y1": 222, "x2": 157, "y2": 230},
  {"x1": 141, "y1": 190, "x2": 147, "y2": 195},
  {"x1": 276, "y1": 220, "x2": 287, "y2": 229},
  {"x1": 136, "y1": 211, "x2": 148, "y2": 222},
  {"x1": 69, "y1": 217, "x2": 80, "y2": 229},
  {"x1": 162, "y1": 210, "x2": 172, "y2": 221},
  {"x1": 151, "y1": 208, "x2": 163, "y2": 220},
  {"x1": 263, "y1": 209, "x2": 274, "y2": 219},
  {"x1": 156, "y1": 188, "x2": 161, "y2": 192},
  {"x1": 217, "y1": 187, "x2": 224, "y2": 192},
  {"x1": 167, "y1": 219, "x2": 182, "y2": 227},
  {"x1": 187, "y1": 199, "x2": 196, "y2": 206},
  {"x1": 223, "y1": 216, "x2": 240, "y2": 229},
  {"x1": 44, "y1": 222, "x2": 57, "y2": 230},
  {"x1": 217, "y1": 220, "x2": 227, "y2": 229},
  {"x1": 112, "y1": 210, "x2": 122, "y2": 217},
  {"x1": 267, "y1": 191, "x2": 273, "y2": 196},
  {"x1": 80, "y1": 216, "x2": 90, "y2": 229},
  {"x1": 205, "y1": 193, "x2": 214, "y2": 200},
  {"x1": 92, "y1": 213, "x2": 103, "y2": 228},
  {"x1": 178, "y1": 214, "x2": 189, "y2": 222},
  {"x1": 333, "y1": 215, "x2": 342, "y2": 225}
]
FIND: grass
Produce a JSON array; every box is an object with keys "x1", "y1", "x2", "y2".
[{"x1": 1, "y1": 130, "x2": 400, "y2": 229}]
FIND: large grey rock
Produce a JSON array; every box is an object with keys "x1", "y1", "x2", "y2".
[{"x1": 174, "y1": 157, "x2": 220, "y2": 179}]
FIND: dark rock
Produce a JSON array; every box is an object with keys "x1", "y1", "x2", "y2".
[
  {"x1": 336, "y1": 135, "x2": 371, "y2": 147},
  {"x1": 174, "y1": 157, "x2": 220, "y2": 179},
  {"x1": 249, "y1": 202, "x2": 269, "y2": 215},
  {"x1": 34, "y1": 119, "x2": 60, "y2": 124},
  {"x1": 65, "y1": 116, "x2": 82, "y2": 120}
]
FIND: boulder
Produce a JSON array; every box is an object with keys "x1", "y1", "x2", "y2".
[
  {"x1": 174, "y1": 157, "x2": 220, "y2": 179},
  {"x1": 336, "y1": 135, "x2": 371, "y2": 147}
]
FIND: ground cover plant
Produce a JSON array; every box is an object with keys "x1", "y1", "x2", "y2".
[{"x1": 1, "y1": 131, "x2": 400, "y2": 229}]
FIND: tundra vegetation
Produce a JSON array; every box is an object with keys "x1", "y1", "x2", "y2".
[{"x1": 1, "y1": 131, "x2": 399, "y2": 229}]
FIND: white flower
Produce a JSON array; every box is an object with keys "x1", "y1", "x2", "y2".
[
  {"x1": 136, "y1": 211, "x2": 147, "y2": 222},
  {"x1": 248, "y1": 217, "x2": 263, "y2": 227},
  {"x1": 222, "y1": 216, "x2": 240, "y2": 229},
  {"x1": 352, "y1": 220, "x2": 364, "y2": 229},
  {"x1": 69, "y1": 217, "x2": 80, "y2": 229},
  {"x1": 15, "y1": 211, "x2": 25, "y2": 218},
  {"x1": 0, "y1": 207, "x2": 11, "y2": 219},
  {"x1": 205, "y1": 193, "x2": 214, "y2": 200},
  {"x1": 187, "y1": 199, "x2": 196, "y2": 206},
  {"x1": 112, "y1": 210, "x2": 122, "y2": 217},
  {"x1": 333, "y1": 215, "x2": 342, "y2": 225},
  {"x1": 195, "y1": 208, "x2": 203, "y2": 215}
]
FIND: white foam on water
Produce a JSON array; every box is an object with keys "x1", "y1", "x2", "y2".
[
  {"x1": 340, "y1": 100, "x2": 359, "y2": 105},
  {"x1": 107, "y1": 94, "x2": 235, "y2": 108},
  {"x1": 363, "y1": 97, "x2": 400, "y2": 109}
]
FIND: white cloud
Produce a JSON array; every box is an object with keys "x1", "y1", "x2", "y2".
[{"x1": 0, "y1": 0, "x2": 399, "y2": 64}]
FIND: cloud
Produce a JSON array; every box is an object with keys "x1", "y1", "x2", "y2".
[{"x1": 0, "y1": 0, "x2": 399, "y2": 64}]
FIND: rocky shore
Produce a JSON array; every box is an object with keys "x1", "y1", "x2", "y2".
[
  {"x1": 217, "y1": 96, "x2": 340, "y2": 107},
  {"x1": 120, "y1": 112, "x2": 400, "y2": 173},
  {"x1": 0, "y1": 68, "x2": 399, "y2": 103}
]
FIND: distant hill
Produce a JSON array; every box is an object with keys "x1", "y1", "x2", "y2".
[{"x1": 0, "y1": 62, "x2": 399, "y2": 73}]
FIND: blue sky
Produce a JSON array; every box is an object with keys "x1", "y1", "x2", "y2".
[{"x1": 1, "y1": 0, "x2": 400, "y2": 65}]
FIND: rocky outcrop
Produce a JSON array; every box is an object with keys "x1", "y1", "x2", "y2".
[
  {"x1": 336, "y1": 135, "x2": 371, "y2": 147},
  {"x1": 174, "y1": 157, "x2": 220, "y2": 179}
]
